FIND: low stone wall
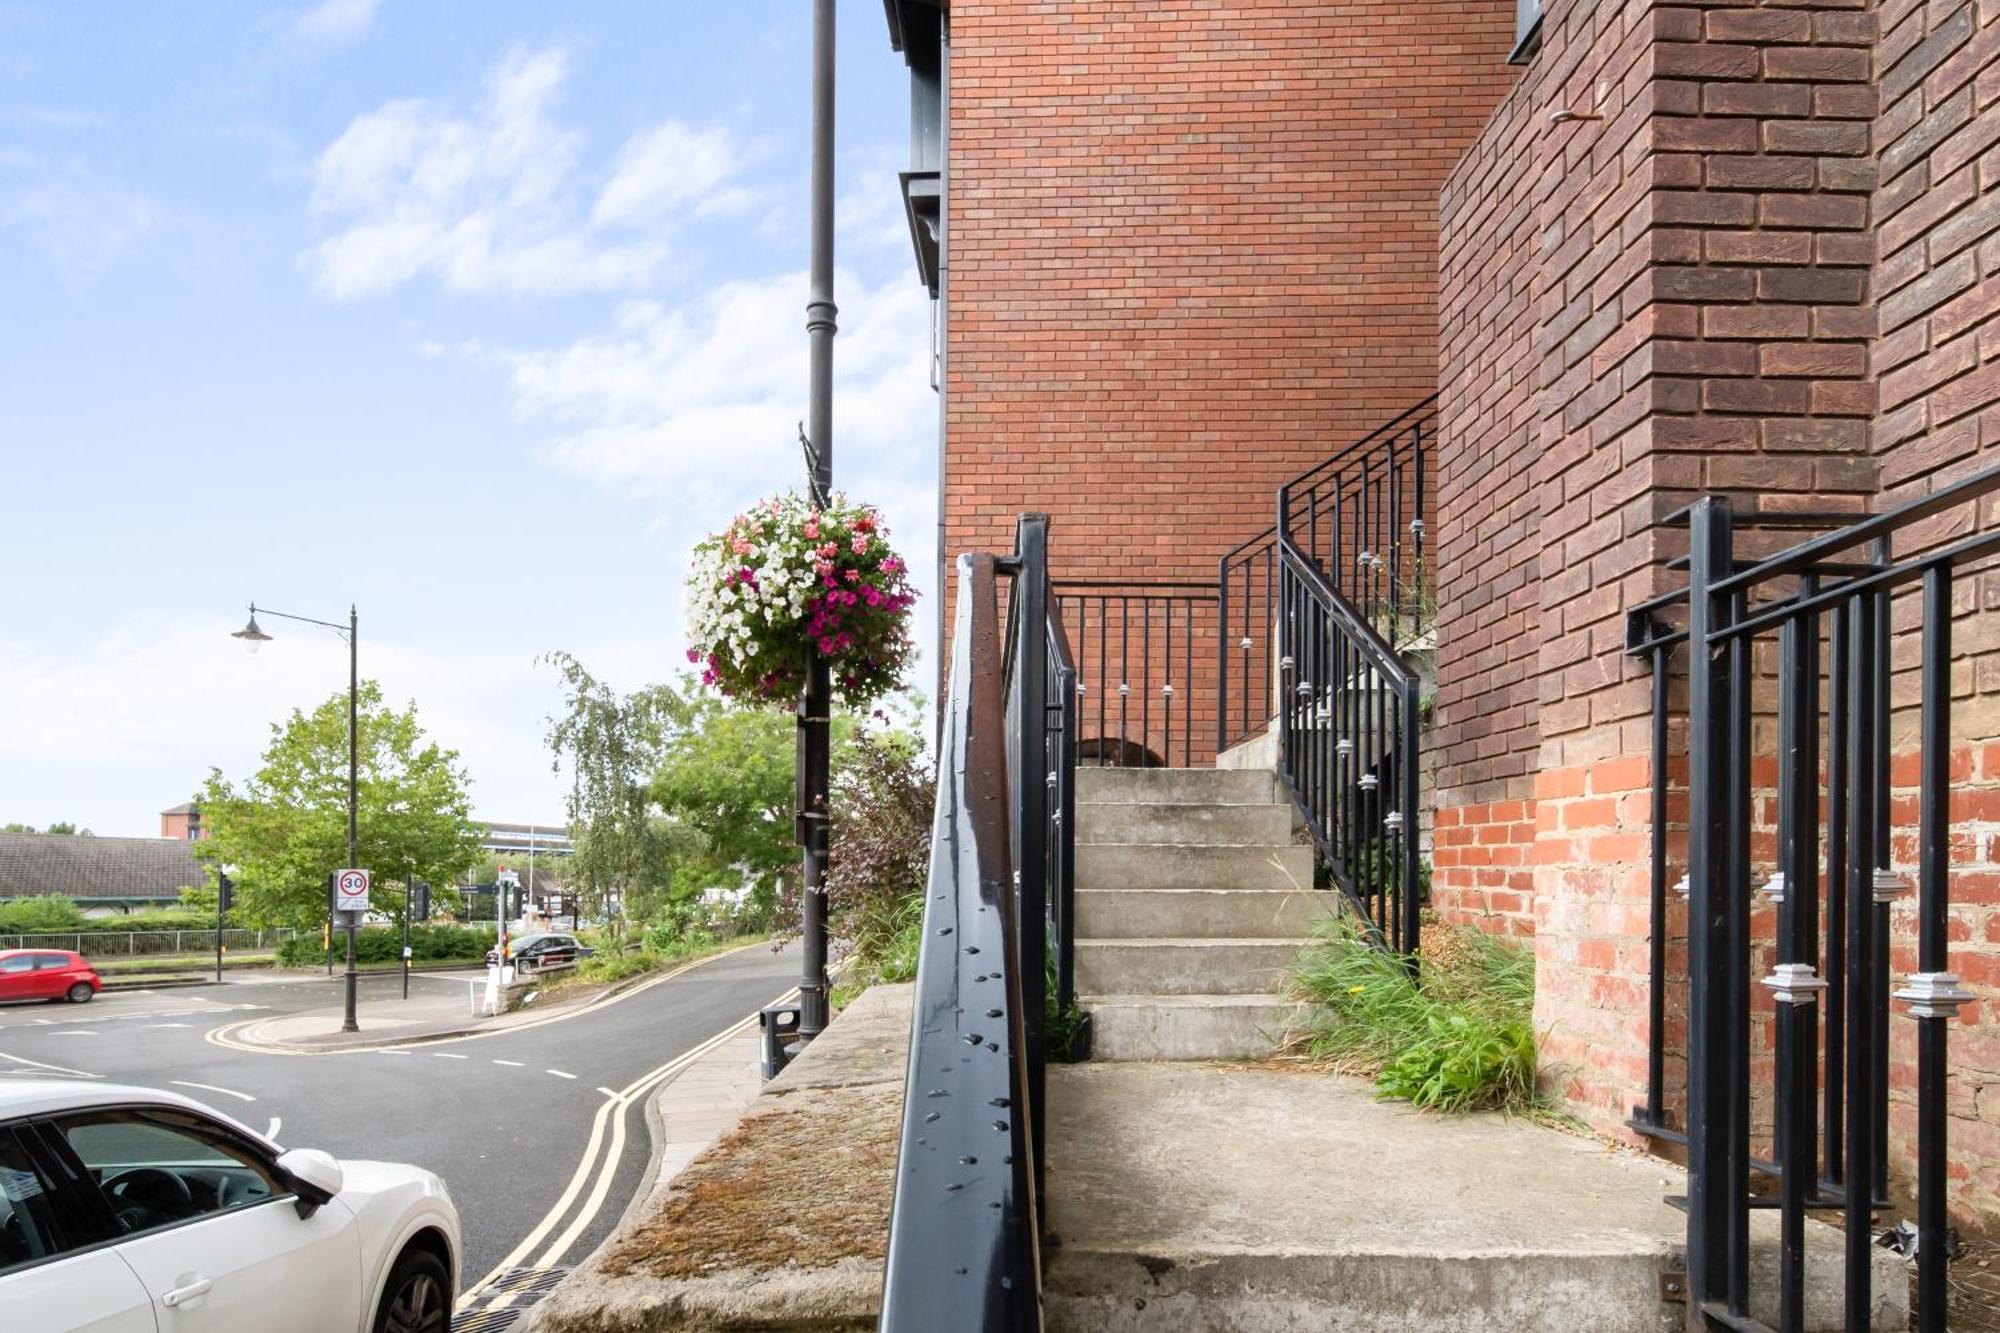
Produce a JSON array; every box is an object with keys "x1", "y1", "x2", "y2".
[{"x1": 525, "y1": 984, "x2": 912, "y2": 1333}]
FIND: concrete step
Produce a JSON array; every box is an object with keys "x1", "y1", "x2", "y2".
[
  {"x1": 1044, "y1": 1062, "x2": 1909, "y2": 1333},
  {"x1": 1077, "y1": 799, "x2": 1293, "y2": 846},
  {"x1": 1083, "y1": 992, "x2": 1301, "y2": 1061},
  {"x1": 1075, "y1": 767, "x2": 1280, "y2": 805},
  {"x1": 1075, "y1": 938, "x2": 1304, "y2": 996},
  {"x1": 1076, "y1": 887, "x2": 1334, "y2": 939},
  {"x1": 1076, "y1": 840, "x2": 1313, "y2": 891}
]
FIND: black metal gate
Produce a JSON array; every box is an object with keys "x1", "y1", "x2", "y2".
[{"x1": 1627, "y1": 472, "x2": 1997, "y2": 1332}]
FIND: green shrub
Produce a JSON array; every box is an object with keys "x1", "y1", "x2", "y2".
[
  {"x1": 274, "y1": 925, "x2": 491, "y2": 967},
  {"x1": 0, "y1": 895, "x2": 83, "y2": 932},
  {"x1": 826, "y1": 727, "x2": 934, "y2": 970},
  {"x1": 1290, "y1": 917, "x2": 1543, "y2": 1115}
]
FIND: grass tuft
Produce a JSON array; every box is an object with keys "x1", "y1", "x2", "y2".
[{"x1": 1289, "y1": 915, "x2": 1549, "y2": 1116}]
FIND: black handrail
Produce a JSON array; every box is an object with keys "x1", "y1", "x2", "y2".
[
  {"x1": 1626, "y1": 466, "x2": 2000, "y2": 1333},
  {"x1": 881, "y1": 526, "x2": 1051, "y2": 1333},
  {"x1": 1275, "y1": 539, "x2": 1423, "y2": 958},
  {"x1": 1218, "y1": 524, "x2": 1278, "y2": 755},
  {"x1": 1054, "y1": 579, "x2": 1216, "y2": 768}
]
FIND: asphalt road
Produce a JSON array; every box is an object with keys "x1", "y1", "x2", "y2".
[{"x1": 0, "y1": 945, "x2": 799, "y2": 1296}]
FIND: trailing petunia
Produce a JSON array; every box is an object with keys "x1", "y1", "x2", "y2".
[{"x1": 686, "y1": 491, "x2": 917, "y2": 706}]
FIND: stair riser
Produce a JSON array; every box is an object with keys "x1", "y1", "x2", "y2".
[
  {"x1": 1086, "y1": 1000, "x2": 1299, "y2": 1062},
  {"x1": 1076, "y1": 842, "x2": 1313, "y2": 892},
  {"x1": 1078, "y1": 801, "x2": 1293, "y2": 846},
  {"x1": 1076, "y1": 889, "x2": 1331, "y2": 939},
  {"x1": 1077, "y1": 942, "x2": 1301, "y2": 996},
  {"x1": 1075, "y1": 768, "x2": 1280, "y2": 805}
]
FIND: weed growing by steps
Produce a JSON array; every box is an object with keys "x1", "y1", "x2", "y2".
[{"x1": 1289, "y1": 916, "x2": 1547, "y2": 1116}]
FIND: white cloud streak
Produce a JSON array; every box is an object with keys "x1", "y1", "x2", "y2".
[
  {"x1": 304, "y1": 46, "x2": 756, "y2": 301},
  {"x1": 0, "y1": 150, "x2": 154, "y2": 275},
  {"x1": 293, "y1": 0, "x2": 382, "y2": 46}
]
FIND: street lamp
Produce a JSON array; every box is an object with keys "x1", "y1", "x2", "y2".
[{"x1": 233, "y1": 601, "x2": 364, "y2": 1033}]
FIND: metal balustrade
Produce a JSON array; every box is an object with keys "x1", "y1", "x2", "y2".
[
  {"x1": 1627, "y1": 469, "x2": 2000, "y2": 1333},
  {"x1": 882, "y1": 514, "x2": 1066, "y2": 1333}
]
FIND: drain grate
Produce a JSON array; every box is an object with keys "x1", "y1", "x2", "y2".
[{"x1": 455, "y1": 1265, "x2": 571, "y2": 1332}]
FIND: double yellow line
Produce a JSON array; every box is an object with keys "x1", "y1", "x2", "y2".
[{"x1": 456, "y1": 987, "x2": 796, "y2": 1311}]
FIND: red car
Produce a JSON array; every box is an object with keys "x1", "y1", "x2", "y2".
[{"x1": 0, "y1": 949, "x2": 102, "y2": 1004}]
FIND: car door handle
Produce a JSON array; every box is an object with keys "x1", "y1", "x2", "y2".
[{"x1": 161, "y1": 1277, "x2": 213, "y2": 1308}]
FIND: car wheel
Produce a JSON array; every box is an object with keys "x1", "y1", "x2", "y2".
[
  {"x1": 65, "y1": 982, "x2": 93, "y2": 1004},
  {"x1": 374, "y1": 1247, "x2": 451, "y2": 1333}
]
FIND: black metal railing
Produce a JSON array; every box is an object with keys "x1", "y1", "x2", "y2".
[
  {"x1": 1276, "y1": 541, "x2": 1423, "y2": 957},
  {"x1": 883, "y1": 515, "x2": 1070, "y2": 1333},
  {"x1": 1627, "y1": 469, "x2": 1998, "y2": 1333},
  {"x1": 1054, "y1": 579, "x2": 1217, "y2": 768},
  {"x1": 1278, "y1": 396, "x2": 1433, "y2": 653},
  {"x1": 1218, "y1": 524, "x2": 1279, "y2": 755}
]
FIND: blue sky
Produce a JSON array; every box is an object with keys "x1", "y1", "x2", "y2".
[{"x1": 0, "y1": 0, "x2": 935, "y2": 836}]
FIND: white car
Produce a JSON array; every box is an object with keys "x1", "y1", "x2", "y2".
[{"x1": 0, "y1": 1078, "x2": 458, "y2": 1333}]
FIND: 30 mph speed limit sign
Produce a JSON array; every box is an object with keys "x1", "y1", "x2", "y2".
[{"x1": 334, "y1": 868, "x2": 371, "y2": 912}]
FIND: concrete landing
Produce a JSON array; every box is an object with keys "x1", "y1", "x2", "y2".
[{"x1": 1042, "y1": 1062, "x2": 1907, "y2": 1333}]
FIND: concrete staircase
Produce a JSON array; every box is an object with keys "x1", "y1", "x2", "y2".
[{"x1": 1075, "y1": 766, "x2": 1327, "y2": 1061}]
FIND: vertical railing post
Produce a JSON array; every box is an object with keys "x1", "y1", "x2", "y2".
[
  {"x1": 1399, "y1": 673, "x2": 1421, "y2": 968},
  {"x1": 1896, "y1": 564, "x2": 1973, "y2": 1333},
  {"x1": 1217, "y1": 553, "x2": 1231, "y2": 756},
  {"x1": 1843, "y1": 587, "x2": 1878, "y2": 1329},
  {"x1": 1683, "y1": 496, "x2": 1733, "y2": 1329},
  {"x1": 1011, "y1": 513, "x2": 1050, "y2": 1198}
]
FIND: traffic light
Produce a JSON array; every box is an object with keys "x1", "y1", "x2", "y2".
[
  {"x1": 216, "y1": 871, "x2": 234, "y2": 916},
  {"x1": 410, "y1": 880, "x2": 432, "y2": 922}
]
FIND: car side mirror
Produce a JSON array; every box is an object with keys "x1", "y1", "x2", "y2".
[{"x1": 275, "y1": 1148, "x2": 344, "y2": 1218}]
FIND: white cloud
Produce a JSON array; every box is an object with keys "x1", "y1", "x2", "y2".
[
  {"x1": 507, "y1": 267, "x2": 934, "y2": 509},
  {"x1": 593, "y1": 121, "x2": 763, "y2": 227},
  {"x1": 0, "y1": 150, "x2": 154, "y2": 275},
  {"x1": 304, "y1": 47, "x2": 754, "y2": 300},
  {"x1": 293, "y1": 0, "x2": 381, "y2": 45}
]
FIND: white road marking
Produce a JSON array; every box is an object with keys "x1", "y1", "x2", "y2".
[
  {"x1": 546, "y1": 1069, "x2": 576, "y2": 1079},
  {"x1": 0, "y1": 1050, "x2": 100, "y2": 1078},
  {"x1": 493, "y1": 1059, "x2": 524, "y2": 1067},
  {"x1": 595, "y1": 1086, "x2": 618, "y2": 1097},
  {"x1": 379, "y1": 1049, "x2": 412, "y2": 1056},
  {"x1": 146, "y1": 1023, "x2": 192, "y2": 1029},
  {"x1": 49, "y1": 1031, "x2": 99, "y2": 1037},
  {"x1": 171, "y1": 1080, "x2": 256, "y2": 1103},
  {"x1": 265, "y1": 1117, "x2": 282, "y2": 1140},
  {"x1": 432, "y1": 1052, "x2": 468, "y2": 1060}
]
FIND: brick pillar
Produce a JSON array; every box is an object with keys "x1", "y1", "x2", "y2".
[{"x1": 1441, "y1": 0, "x2": 1879, "y2": 1136}]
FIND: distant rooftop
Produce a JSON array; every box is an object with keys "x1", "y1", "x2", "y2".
[{"x1": 0, "y1": 833, "x2": 204, "y2": 903}]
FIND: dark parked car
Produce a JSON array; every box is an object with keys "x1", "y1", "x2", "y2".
[{"x1": 484, "y1": 933, "x2": 591, "y2": 972}]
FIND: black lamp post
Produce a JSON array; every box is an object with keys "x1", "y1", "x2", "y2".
[
  {"x1": 234, "y1": 602, "x2": 363, "y2": 1033},
  {"x1": 793, "y1": 0, "x2": 837, "y2": 1048}
]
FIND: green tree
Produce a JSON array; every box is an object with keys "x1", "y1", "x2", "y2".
[
  {"x1": 1, "y1": 822, "x2": 89, "y2": 835},
  {"x1": 649, "y1": 689, "x2": 856, "y2": 927},
  {"x1": 542, "y1": 653, "x2": 681, "y2": 930},
  {"x1": 193, "y1": 682, "x2": 483, "y2": 929}
]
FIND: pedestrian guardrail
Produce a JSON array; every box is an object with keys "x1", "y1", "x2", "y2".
[{"x1": 0, "y1": 928, "x2": 297, "y2": 958}]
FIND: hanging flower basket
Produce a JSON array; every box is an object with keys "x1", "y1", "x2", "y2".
[{"x1": 686, "y1": 492, "x2": 917, "y2": 706}]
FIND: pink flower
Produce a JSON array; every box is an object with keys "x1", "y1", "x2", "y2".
[
  {"x1": 844, "y1": 569, "x2": 860, "y2": 584},
  {"x1": 881, "y1": 556, "x2": 904, "y2": 574},
  {"x1": 686, "y1": 648, "x2": 700, "y2": 663},
  {"x1": 850, "y1": 534, "x2": 869, "y2": 554},
  {"x1": 818, "y1": 635, "x2": 837, "y2": 654}
]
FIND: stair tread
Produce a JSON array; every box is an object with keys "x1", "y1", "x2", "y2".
[
  {"x1": 1083, "y1": 992, "x2": 1296, "y2": 1006},
  {"x1": 1076, "y1": 936, "x2": 1310, "y2": 948},
  {"x1": 1076, "y1": 885, "x2": 1315, "y2": 894},
  {"x1": 1080, "y1": 836, "x2": 1296, "y2": 844}
]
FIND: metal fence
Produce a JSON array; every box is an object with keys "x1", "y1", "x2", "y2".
[
  {"x1": 1627, "y1": 469, "x2": 1998, "y2": 1333},
  {"x1": 0, "y1": 928, "x2": 297, "y2": 957}
]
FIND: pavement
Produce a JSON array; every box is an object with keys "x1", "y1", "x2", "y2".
[
  {"x1": 0, "y1": 942, "x2": 802, "y2": 1299},
  {"x1": 525, "y1": 982, "x2": 911, "y2": 1333}
]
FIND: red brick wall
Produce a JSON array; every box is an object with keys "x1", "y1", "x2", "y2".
[
  {"x1": 945, "y1": 0, "x2": 1520, "y2": 588},
  {"x1": 1869, "y1": 0, "x2": 2000, "y2": 1228},
  {"x1": 1437, "y1": 0, "x2": 1880, "y2": 1127}
]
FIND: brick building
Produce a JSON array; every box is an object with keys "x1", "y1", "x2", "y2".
[{"x1": 882, "y1": 0, "x2": 2000, "y2": 1242}]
